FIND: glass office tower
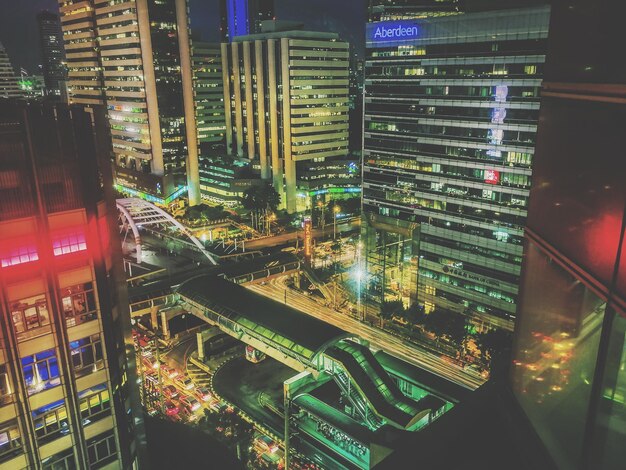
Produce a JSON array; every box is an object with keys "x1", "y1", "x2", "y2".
[
  {"x1": 58, "y1": 0, "x2": 200, "y2": 207},
  {"x1": 37, "y1": 11, "x2": 67, "y2": 100},
  {"x1": 0, "y1": 101, "x2": 143, "y2": 469},
  {"x1": 362, "y1": 6, "x2": 550, "y2": 336},
  {"x1": 368, "y1": 0, "x2": 460, "y2": 21}
]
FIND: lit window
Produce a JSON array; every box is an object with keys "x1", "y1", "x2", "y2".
[
  {"x1": 0, "y1": 420, "x2": 22, "y2": 462},
  {"x1": 52, "y1": 230, "x2": 87, "y2": 256},
  {"x1": 11, "y1": 295, "x2": 52, "y2": 342},
  {"x1": 70, "y1": 335, "x2": 104, "y2": 378},
  {"x1": 0, "y1": 365, "x2": 13, "y2": 407},
  {"x1": 31, "y1": 400, "x2": 68, "y2": 444},
  {"x1": 79, "y1": 384, "x2": 111, "y2": 425},
  {"x1": 21, "y1": 349, "x2": 61, "y2": 396},
  {"x1": 0, "y1": 243, "x2": 38, "y2": 268},
  {"x1": 62, "y1": 282, "x2": 97, "y2": 328}
]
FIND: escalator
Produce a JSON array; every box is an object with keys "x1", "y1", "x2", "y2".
[{"x1": 325, "y1": 341, "x2": 427, "y2": 430}]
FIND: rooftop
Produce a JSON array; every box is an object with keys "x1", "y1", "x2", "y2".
[{"x1": 176, "y1": 275, "x2": 350, "y2": 362}]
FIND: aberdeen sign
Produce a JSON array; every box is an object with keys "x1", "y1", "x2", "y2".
[{"x1": 369, "y1": 21, "x2": 420, "y2": 42}]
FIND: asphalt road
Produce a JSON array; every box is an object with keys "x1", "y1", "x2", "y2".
[
  {"x1": 243, "y1": 219, "x2": 361, "y2": 249},
  {"x1": 247, "y1": 275, "x2": 485, "y2": 390}
]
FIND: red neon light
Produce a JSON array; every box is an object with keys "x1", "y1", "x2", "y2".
[
  {"x1": 52, "y1": 229, "x2": 87, "y2": 257},
  {"x1": 484, "y1": 170, "x2": 500, "y2": 184}
]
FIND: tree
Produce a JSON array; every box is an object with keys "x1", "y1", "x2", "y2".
[
  {"x1": 423, "y1": 308, "x2": 467, "y2": 344},
  {"x1": 241, "y1": 183, "x2": 281, "y2": 232},
  {"x1": 380, "y1": 300, "x2": 403, "y2": 321},
  {"x1": 475, "y1": 328, "x2": 513, "y2": 375},
  {"x1": 402, "y1": 303, "x2": 427, "y2": 325}
]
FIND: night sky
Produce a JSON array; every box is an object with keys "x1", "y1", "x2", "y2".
[{"x1": 0, "y1": 0, "x2": 365, "y2": 73}]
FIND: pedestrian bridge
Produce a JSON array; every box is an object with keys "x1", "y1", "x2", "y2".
[{"x1": 176, "y1": 275, "x2": 446, "y2": 431}]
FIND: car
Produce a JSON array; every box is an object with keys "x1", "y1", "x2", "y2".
[
  {"x1": 174, "y1": 376, "x2": 194, "y2": 391},
  {"x1": 194, "y1": 386, "x2": 212, "y2": 402},
  {"x1": 179, "y1": 406, "x2": 198, "y2": 423},
  {"x1": 144, "y1": 371, "x2": 159, "y2": 387},
  {"x1": 209, "y1": 400, "x2": 226, "y2": 413},
  {"x1": 164, "y1": 401, "x2": 179, "y2": 416},
  {"x1": 161, "y1": 366, "x2": 179, "y2": 379},
  {"x1": 179, "y1": 395, "x2": 201, "y2": 412},
  {"x1": 142, "y1": 357, "x2": 159, "y2": 371},
  {"x1": 163, "y1": 385, "x2": 179, "y2": 399}
]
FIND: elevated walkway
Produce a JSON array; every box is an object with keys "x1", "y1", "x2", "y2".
[{"x1": 177, "y1": 275, "x2": 351, "y2": 373}]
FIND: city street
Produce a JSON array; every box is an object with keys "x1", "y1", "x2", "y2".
[{"x1": 247, "y1": 275, "x2": 485, "y2": 390}]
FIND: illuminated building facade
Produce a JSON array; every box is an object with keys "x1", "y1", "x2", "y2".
[
  {"x1": 0, "y1": 42, "x2": 22, "y2": 100},
  {"x1": 37, "y1": 11, "x2": 67, "y2": 100},
  {"x1": 377, "y1": 3, "x2": 626, "y2": 468},
  {"x1": 361, "y1": 6, "x2": 550, "y2": 334},
  {"x1": 0, "y1": 101, "x2": 143, "y2": 469},
  {"x1": 58, "y1": 0, "x2": 200, "y2": 207},
  {"x1": 219, "y1": 0, "x2": 274, "y2": 42},
  {"x1": 368, "y1": 0, "x2": 460, "y2": 21},
  {"x1": 222, "y1": 29, "x2": 350, "y2": 213},
  {"x1": 192, "y1": 42, "x2": 227, "y2": 152}
]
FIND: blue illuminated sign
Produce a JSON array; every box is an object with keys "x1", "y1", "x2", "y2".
[{"x1": 369, "y1": 21, "x2": 420, "y2": 42}]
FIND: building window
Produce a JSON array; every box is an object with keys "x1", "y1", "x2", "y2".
[
  {"x1": 0, "y1": 243, "x2": 38, "y2": 268},
  {"x1": 42, "y1": 447, "x2": 76, "y2": 470},
  {"x1": 87, "y1": 431, "x2": 118, "y2": 469},
  {"x1": 21, "y1": 349, "x2": 60, "y2": 395},
  {"x1": 0, "y1": 420, "x2": 22, "y2": 463},
  {"x1": 62, "y1": 282, "x2": 97, "y2": 328},
  {"x1": 70, "y1": 335, "x2": 103, "y2": 378},
  {"x1": 0, "y1": 365, "x2": 13, "y2": 407},
  {"x1": 10, "y1": 295, "x2": 52, "y2": 342},
  {"x1": 31, "y1": 400, "x2": 68, "y2": 445},
  {"x1": 52, "y1": 229, "x2": 87, "y2": 256},
  {"x1": 79, "y1": 384, "x2": 111, "y2": 425}
]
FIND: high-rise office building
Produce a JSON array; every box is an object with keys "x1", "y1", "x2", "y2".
[
  {"x1": 0, "y1": 42, "x2": 22, "y2": 100},
  {"x1": 362, "y1": 6, "x2": 550, "y2": 334},
  {"x1": 372, "y1": 3, "x2": 626, "y2": 469},
  {"x1": 368, "y1": 0, "x2": 460, "y2": 21},
  {"x1": 16, "y1": 70, "x2": 45, "y2": 101},
  {"x1": 220, "y1": 0, "x2": 275, "y2": 42},
  {"x1": 222, "y1": 28, "x2": 350, "y2": 213},
  {"x1": 58, "y1": 0, "x2": 200, "y2": 207},
  {"x1": 192, "y1": 41, "x2": 227, "y2": 153},
  {"x1": 37, "y1": 11, "x2": 67, "y2": 100},
  {"x1": 0, "y1": 101, "x2": 143, "y2": 469}
]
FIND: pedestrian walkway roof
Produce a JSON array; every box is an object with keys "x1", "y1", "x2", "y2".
[{"x1": 177, "y1": 275, "x2": 350, "y2": 362}]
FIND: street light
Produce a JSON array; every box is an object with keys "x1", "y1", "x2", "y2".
[{"x1": 333, "y1": 205, "x2": 340, "y2": 240}]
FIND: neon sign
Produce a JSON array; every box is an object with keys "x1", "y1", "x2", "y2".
[{"x1": 369, "y1": 21, "x2": 420, "y2": 42}]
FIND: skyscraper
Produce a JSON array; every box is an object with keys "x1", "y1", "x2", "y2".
[
  {"x1": 373, "y1": 3, "x2": 626, "y2": 468},
  {"x1": 0, "y1": 42, "x2": 22, "y2": 100},
  {"x1": 192, "y1": 41, "x2": 227, "y2": 153},
  {"x1": 0, "y1": 101, "x2": 143, "y2": 469},
  {"x1": 222, "y1": 28, "x2": 350, "y2": 213},
  {"x1": 362, "y1": 7, "x2": 550, "y2": 336},
  {"x1": 220, "y1": 0, "x2": 275, "y2": 42},
  {"x1": 37, "y1": 11, "x2": 67, "y2": 100},
  {"x1": 368, "y1": 0, "x2": 460, "y2": 21},
  {"x1": 58, "y1": 0, "x2": 200, "y2": 207}
]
